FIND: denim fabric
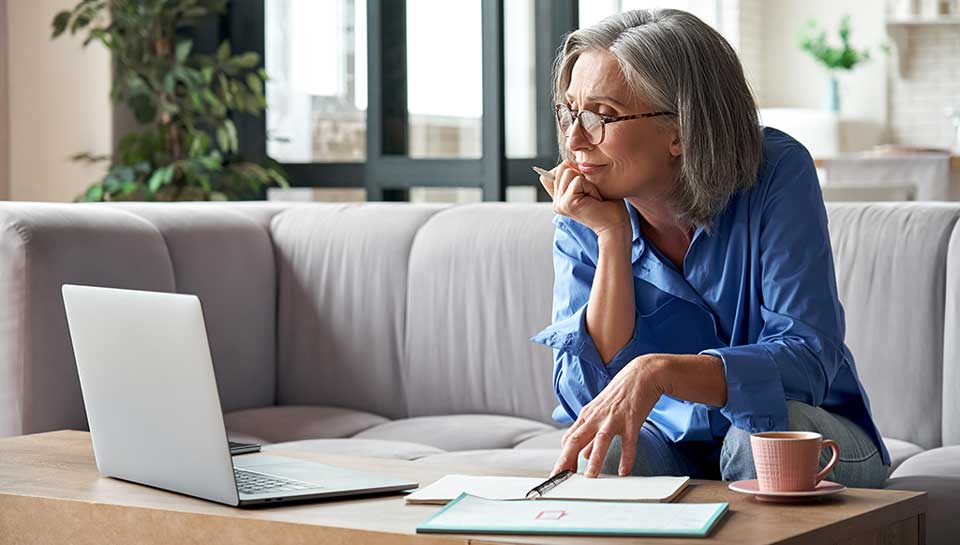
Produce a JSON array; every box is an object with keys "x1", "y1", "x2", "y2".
[
  {"x1": 720, "y1": 401, "x2": 890, "y2": 488},
  {"x1": 582, "y1": 401, "x2": 889, "y2": 488}
]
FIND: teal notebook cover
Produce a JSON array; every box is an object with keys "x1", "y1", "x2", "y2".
[{"x1": 416, "y1": 493, "x2": 728, "y2": 537}]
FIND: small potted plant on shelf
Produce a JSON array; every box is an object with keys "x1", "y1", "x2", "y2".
[
  {"x1": 797, "y1": 15, "x2": 874, "y2": 114},
  {"x1": 52, "y1": 0, "x2": 288, "y2": 201}
]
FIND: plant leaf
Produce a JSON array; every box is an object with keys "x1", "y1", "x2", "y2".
[
  {"x1": 176, "y1": 39, "x2": 193, "y2": 63},
  {"x1": 52, "y1": 11, "x2": 72, "y2": 38}
]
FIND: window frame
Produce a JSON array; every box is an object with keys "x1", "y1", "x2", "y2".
[{"x1": 228, "y1": 0, "x2": 576, "y2": 201}]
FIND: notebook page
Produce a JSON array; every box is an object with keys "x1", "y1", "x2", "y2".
[
  {"x1": 405, "y1": 475, "x2": 543, "y2": 503},
  {"x1": 543, "y1": 474, "x2": 689, "y2": 502}
]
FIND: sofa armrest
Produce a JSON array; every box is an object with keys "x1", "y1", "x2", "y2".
[{"x1": 0, "y1": 203, "x2": 175, "y2": 437}]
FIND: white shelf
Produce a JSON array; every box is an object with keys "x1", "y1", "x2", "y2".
[
  {"x1": 885, "y1": 17, "x2": 960, "y2": 76},
  {"x1": 887, "y1": 16, "x2": 960, "y2": 25}
]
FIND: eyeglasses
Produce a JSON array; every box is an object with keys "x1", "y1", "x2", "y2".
[{"x1": 555, "y1": 103, "x2": 676, "y2": 145}]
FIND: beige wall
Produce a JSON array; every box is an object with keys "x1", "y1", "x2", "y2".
[
  {"x1": 6, "y1": 0, "x2": 112, "y2": 202},
  {"x1": 758, "y1": 1, "x2": 889, "y2": 134},
  {"x1": 0, "y1": 0, "x2": 9, "y2": 200}
]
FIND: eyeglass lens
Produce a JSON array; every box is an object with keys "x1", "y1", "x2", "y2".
[{"x1": 558, "y1": 106, "x2": 602, "y2": 144}]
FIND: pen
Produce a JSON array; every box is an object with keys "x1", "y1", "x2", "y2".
[
  {"x1": 525, "y1": 469, "x2": 574, "y2": 499},
  {"x1": 532, "y1": 166, "x2": 555, "y2": 181}
]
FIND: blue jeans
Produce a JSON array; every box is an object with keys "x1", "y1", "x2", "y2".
[{"x1": 578, "y1": 401, "x2": 890, "y2": 488}]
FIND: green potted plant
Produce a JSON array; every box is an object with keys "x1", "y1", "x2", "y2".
[
  {"x1": 797, "y1": 15, "x2": 873, "y2": 113},
  {"x1": 52, "y1": 0, "x2": 288, "y2": 201}
]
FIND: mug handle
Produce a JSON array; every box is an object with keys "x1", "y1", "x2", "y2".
[{"x1": 814, "y1": 439, "x2": 840, "y2": 485}]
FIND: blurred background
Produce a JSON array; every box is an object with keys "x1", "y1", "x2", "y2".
[{"x1": 1, "y1": 0, "x2": 958, "y2": 204}]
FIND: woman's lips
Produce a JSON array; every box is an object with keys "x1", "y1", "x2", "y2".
[{"x1": 577, "y1": 163, "x2": 606, "y2": 174}]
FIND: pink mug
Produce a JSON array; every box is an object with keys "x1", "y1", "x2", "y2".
[{"x1": 750, "y1": 431, "x2": 840, "y2": 492}]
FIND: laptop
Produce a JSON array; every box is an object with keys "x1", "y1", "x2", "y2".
[{"x1": 61, "y1": 284, "x2": 418, "y2": 507}]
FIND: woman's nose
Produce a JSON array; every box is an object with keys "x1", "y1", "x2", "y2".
[{"x1": 565, "y1": 118, "x2": 593, "y2": 152}]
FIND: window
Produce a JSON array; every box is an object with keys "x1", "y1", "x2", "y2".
[
  {"x1": 265, "y1": 0, "x2": 367, "y2": 163},
  {"x1": 230, "y1": 0, "x2": 578, "y2": 202}
]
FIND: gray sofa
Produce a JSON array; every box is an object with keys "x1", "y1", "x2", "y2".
[{"x1": 1, "y1": 201, "x2": 958, "y2": 542}]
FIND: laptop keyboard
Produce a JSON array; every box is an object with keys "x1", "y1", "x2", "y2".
[{"x1": 234, "y1": 467, "x2": 319, "y2": 495}]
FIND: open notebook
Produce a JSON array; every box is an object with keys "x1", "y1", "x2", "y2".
[{"x1": 405, "y1": 474, "x2": 689, "y2": 504}]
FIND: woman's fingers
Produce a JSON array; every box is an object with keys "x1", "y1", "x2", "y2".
[
  {"x1": 619, "y1": 426, "x2": 639, "y2": 477},
  {"x1": 584, "y1": 424, "x2": 615, "y2": 478},
  {"x1": 582, "y1": 439, "x2": 593, "y2": 461},
  {"x1": 553, "y1": 421, "x2": 595, "y2": 477},
  {"x1": 555, "y1": 166, "x2": 578, "y2": 201}
]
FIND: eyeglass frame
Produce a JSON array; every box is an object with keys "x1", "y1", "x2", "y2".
[{"x1": 555, "y1": 103, "x2": 677, "y2": 145}]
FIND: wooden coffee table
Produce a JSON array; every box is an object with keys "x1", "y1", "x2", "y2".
[{"x1": 0, "y1": 431, "x2": 926, "y2": 544}]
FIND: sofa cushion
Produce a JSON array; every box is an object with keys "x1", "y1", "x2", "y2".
[
  {"x1": 827, "y1": 203, "x2": 960, "y2": 449},
  {"x1": 403, "y1": 204, "x2": 559, "y2": 423},
  {"x1": 226, "y1": 431, "x2": 270, "y2": 445},
  {"x1": 224, "y1": 405, "x2": 389, "y2": 443},
  {"x1": 413, "y1": 449, "x2": 559, "y2": 474},
  {"x1": 514, "y1": 428, "x2": 566, "y2": 449},
  {"x1": 883, "y1": 437, "x2": 925, "y2": 472},
  {"x1": 115, "y1": 204, "x2": 278, "y2": 412},
  {"x1": 889, "y1": 445, "x2": 960, "y2": 478},
  {"x1": 0, "y1": 203, "x2": 176, "y2": 437},
  {"x1": 354, "y1": 414, "x2": 557, "y2": 451},
  {"x1": 943, "y1": 219, "x2": 960, "y2": 446},
  {"x1": 271, "y1": 204, "x2": 445, "y2": 420},
  {"x1": 265, "y1": 438, "x2": 444, "y2": 461}
]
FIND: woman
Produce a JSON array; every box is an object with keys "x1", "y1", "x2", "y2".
[{"x1": 532, "y1": 9, "x2": 890, "y2": 487}]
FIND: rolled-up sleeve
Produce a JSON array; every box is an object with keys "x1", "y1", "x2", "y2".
[
  {"x1": 702, "y1": 144, "x2": 847, "y2": 433},
  {"x1": 530, "y1": 217, "x2": 642, "y2": 423}
]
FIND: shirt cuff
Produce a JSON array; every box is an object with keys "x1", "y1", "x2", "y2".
[
  {"x1": 700, "y1": 345, "x2": 790, "y2": 433},
  {"x1": 531, "y1": 305, "x2": 640, "y2": 374}
]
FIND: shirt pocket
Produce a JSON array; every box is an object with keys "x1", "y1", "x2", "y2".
[{"x1": 634, "y1": 297, "x2": 724, "y2": 356}]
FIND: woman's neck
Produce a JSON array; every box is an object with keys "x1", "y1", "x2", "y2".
[{"x1": 626, "y1": 197, "x2": 695, "y2": 270}]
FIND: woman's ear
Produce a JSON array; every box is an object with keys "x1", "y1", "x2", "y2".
[{"x1": 669, "y1": 129, "x2": 682, "y2": 157}]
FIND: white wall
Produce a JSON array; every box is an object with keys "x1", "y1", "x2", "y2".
[
  {"x1": 6, "y1": 0, "x2": 112, "y2": 202},
  {"x1": 0, "y1": 0, "x2": 9, "y2": 200},
  {"x1": 758, "y1": 0, "x2": 889, "y2": 134}
]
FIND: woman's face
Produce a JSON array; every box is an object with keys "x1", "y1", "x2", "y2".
[{"x1": 563, "y1": 49, "x2": 681, "y2": 200}]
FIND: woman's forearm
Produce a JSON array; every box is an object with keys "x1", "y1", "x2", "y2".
[
  {"x1": 586, "y1": 229, "x2": 635, "y2": 364},
  {"x1": 653, "y1": 353, "x2": 728, "y2": 407}
]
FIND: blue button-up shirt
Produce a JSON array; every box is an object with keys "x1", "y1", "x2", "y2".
[{"x1": 531, "y1": 128, "x2": 890, "y2": 466}]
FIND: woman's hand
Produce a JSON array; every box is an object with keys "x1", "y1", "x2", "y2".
[
  {"x1": 538, "y1": 161, "x2": 630, "y2": 239},
  {"x1": 550, "y1": 354, "x2": 667, "y2": 478}
]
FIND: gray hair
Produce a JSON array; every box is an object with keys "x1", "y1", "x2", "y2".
[{"x1": 554, "y1": 9, "x2": 763, "y2": 229}]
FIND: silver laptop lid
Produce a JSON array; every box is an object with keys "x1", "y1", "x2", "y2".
[{"x1": 62, "y1": 284, "x2": 239, "y2": 506}]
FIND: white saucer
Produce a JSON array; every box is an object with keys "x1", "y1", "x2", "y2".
[{"x1": 728, "y1": 479, "x2": 847, "y2": 503}]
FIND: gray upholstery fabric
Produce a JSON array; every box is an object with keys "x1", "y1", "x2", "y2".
[
  {"x1": 0, "y1": 203, "x2": 175, "y2": 437},
  {"x1": 826, "y1": 203, "x2": 960, "y2": 449},
  {"x1": 404, "y1": 204, "x2": 558, "y2": 423},
  {"x1": 223, "y1": 405, "x2": 388, "y2": 443},
  {"x1": 883, "y1": 438, "x2": 925, "y2": 471},
  {"x1": 265, "y1": 438, "x2": 444, "y2": 461},
  {"x1": 226, "y1": 431, "x2": 270, "y2": 445},
  {"x1": 887, "y1": 447, "x2": 960, "y2": 545},
  {"x1": 944, "y1": 220, "x2": 960, "y2": 446},
  {"x1": 353, "y1": 414, "x2": 557, "y2": 451},
  {"x1": 890, "y1": 445, "x2": 960, "y2": 478},
  {"x1": 272, "y1": 204, "x2": 444, "y2": 419},
  {"x1": 114, "y1": 204, "x2": 278, "y2": 412},
  {"x1": 414, "y1": 449, "x2": 559, "y2": 474},
  {"x1": 514, "y1": 429, "x2": 566, "y2": 449}
]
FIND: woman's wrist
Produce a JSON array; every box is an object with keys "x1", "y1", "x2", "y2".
[
  {"x1": 595, "y1": 222, "x2": 632, "y2": 253},
  {"x1": 638, "y1": 353, "x2": 727, "y2": 407}
]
